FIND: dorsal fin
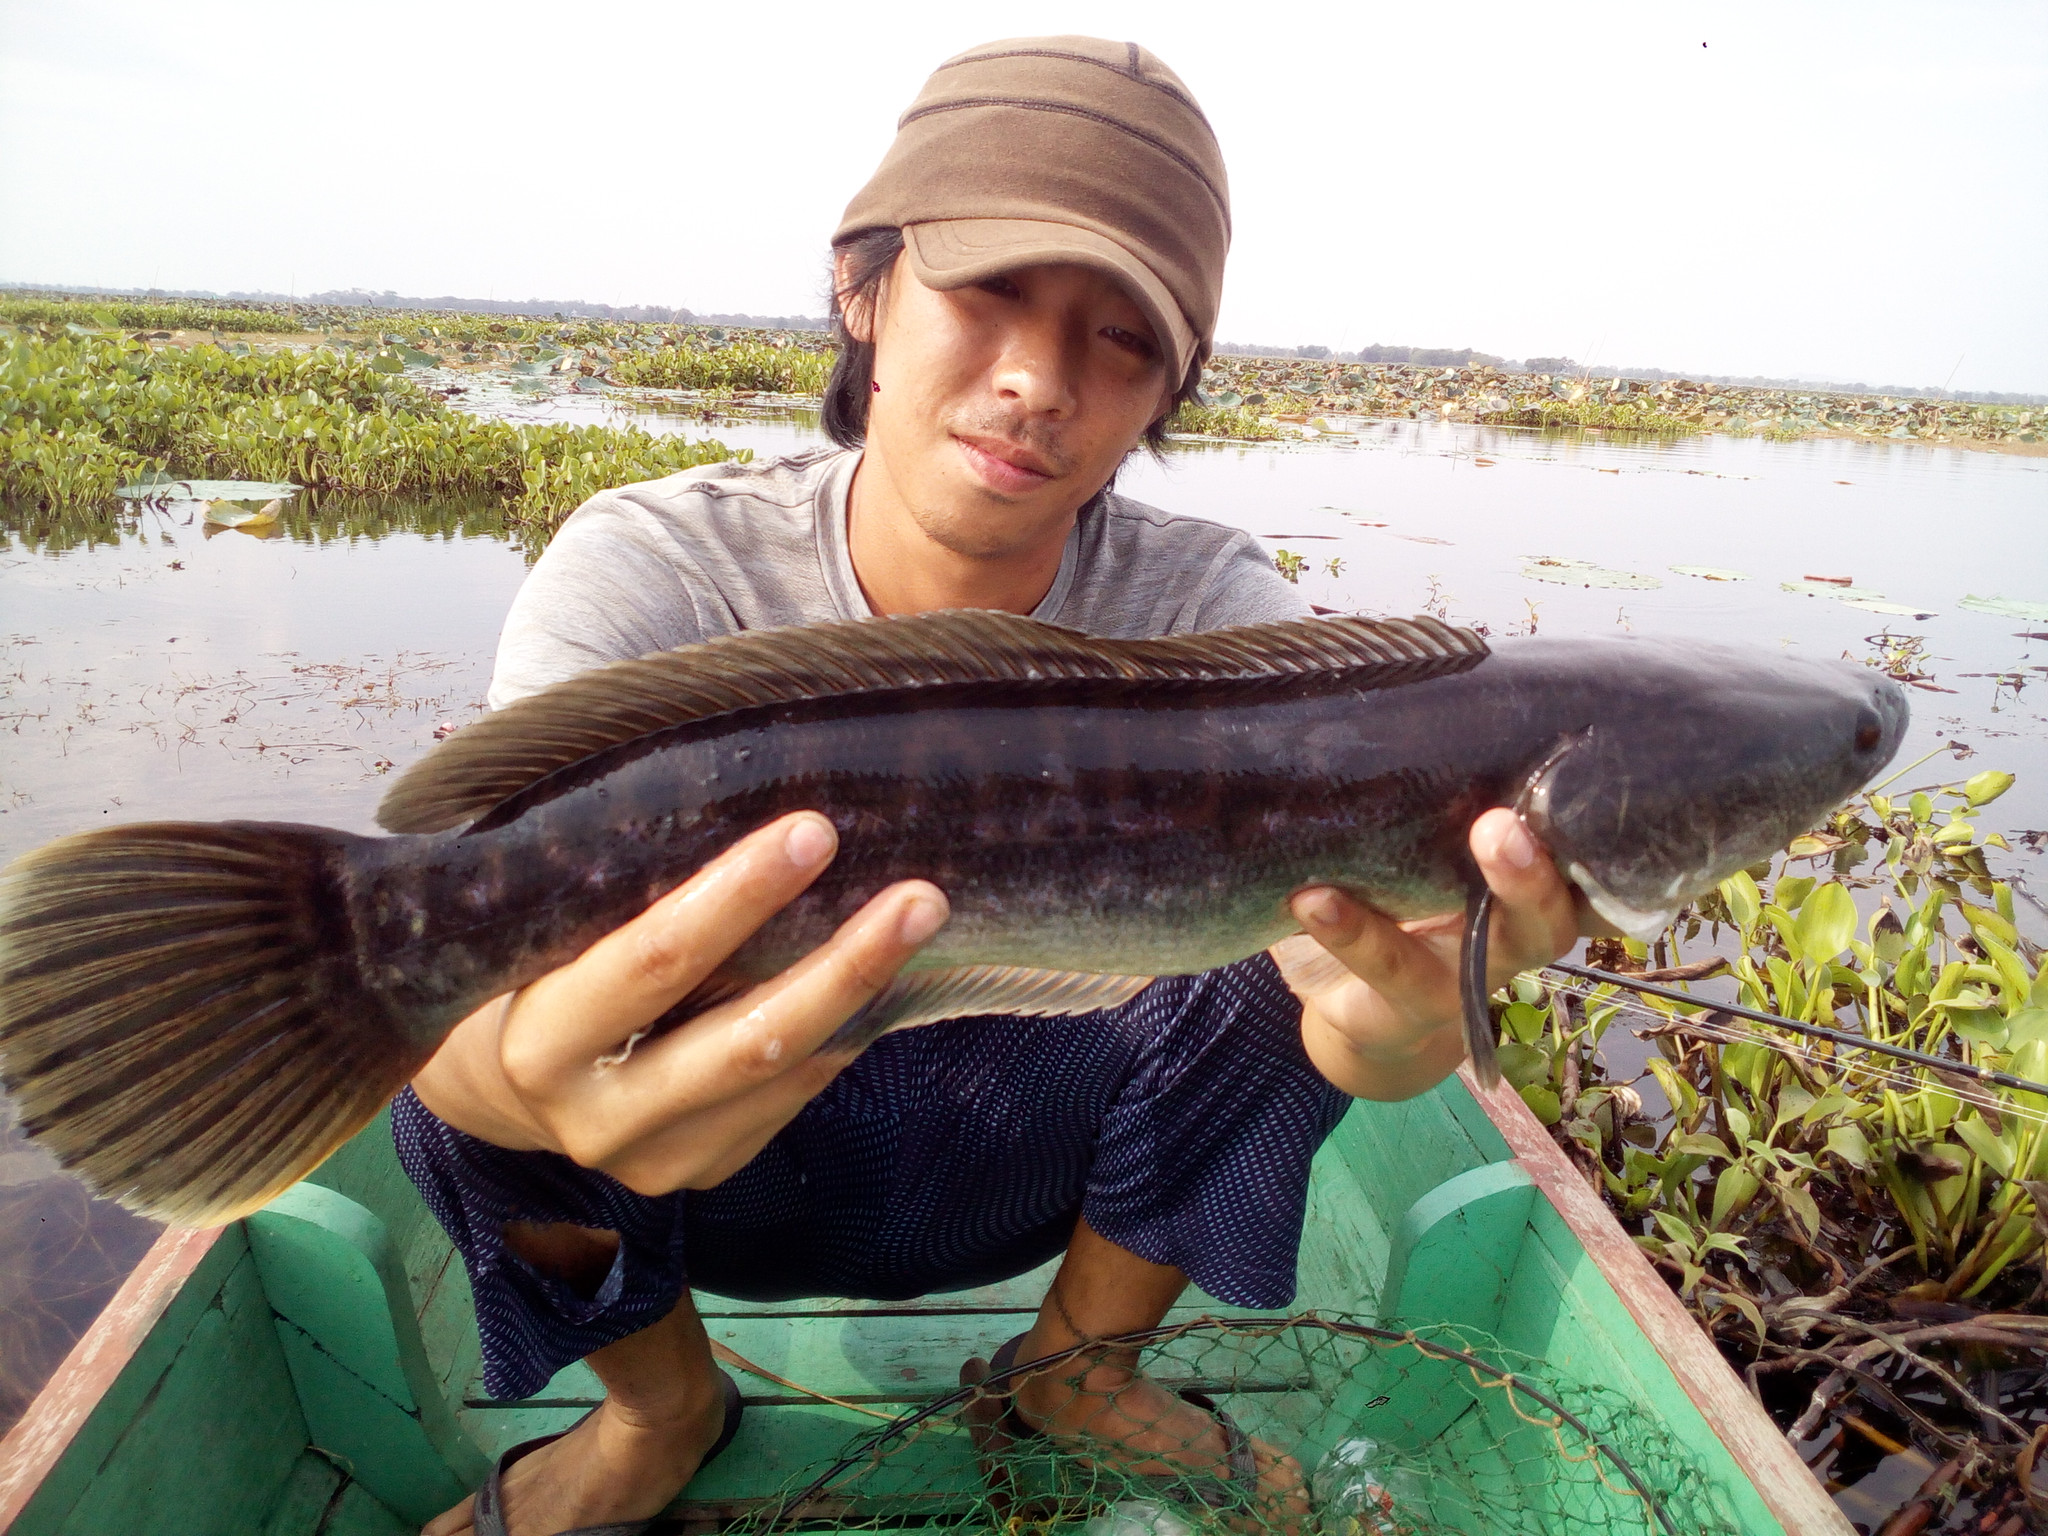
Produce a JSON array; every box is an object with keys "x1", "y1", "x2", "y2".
[{"x1": 377, "y1": 610, "x2": 1487, "y2": 834}]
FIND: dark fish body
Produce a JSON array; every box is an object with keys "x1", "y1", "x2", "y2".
[
  {"x1": 0, "y1": 613, "x2": 1907, "y2": 1222},
  {"x1": 364, "y1": 634, "x2": 1902, "y2": 1017}
]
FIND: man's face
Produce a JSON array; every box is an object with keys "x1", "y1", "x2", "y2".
[{"x1": 850, "y1": 254, "x2": 1175, "y2": 559}]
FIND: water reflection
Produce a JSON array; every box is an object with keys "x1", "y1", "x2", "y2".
[
  {"x1": 12, "y1": 489, "x2": 514, "y2": 556},
  {"x1": 0, "y1": 1099, "x2": 160, "y2": 1432}
]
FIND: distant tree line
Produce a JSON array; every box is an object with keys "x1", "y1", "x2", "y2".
[
  {"x1": 1213, "y1": 340, "x2": 2046, "y2": 405},
  {"x1": 0, "y1": 282, "x2": 829, "y2": 333},
  {"x1": 1215, "y1": 341, "x2": 1512, "y2": 369}
]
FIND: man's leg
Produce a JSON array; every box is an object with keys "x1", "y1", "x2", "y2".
[
  {"x1": 424, "y1": 1224, "x2": 729, "y2": 1536},
  {"x1": 1009, "y1": 1217, "x2": 1308, "y2": 1511}
]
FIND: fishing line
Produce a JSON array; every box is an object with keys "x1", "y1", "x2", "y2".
[
  {"x1": 1538, "y1": 975, "x2": 2048, "y2": 1129},
  {"x1": 1546, "y1": 962, "x2": 2048, "y2": 1099}
]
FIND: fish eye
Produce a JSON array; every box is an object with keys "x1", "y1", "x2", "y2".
[{"x1": 1854, "y1": 710, "x2": 1882, "y2": 753}]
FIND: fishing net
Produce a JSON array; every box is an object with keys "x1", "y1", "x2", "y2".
[{"x1": 724, "y1": 1315, "x2": 1744, "y2": 1536}]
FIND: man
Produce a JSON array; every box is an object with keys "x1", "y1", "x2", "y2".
[{"x1": 407, "y1": 37, "x2": 1586, "y2": 1536}]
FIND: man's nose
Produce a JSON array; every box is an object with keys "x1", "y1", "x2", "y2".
[{"x1": 990, "y1": 319, "x2": 1081, "y2": 417}]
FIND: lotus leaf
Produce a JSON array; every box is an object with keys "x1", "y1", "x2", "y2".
[
  {"x1": 1840, "y1": 598, "x2": 1937, "y2": 618},
  {"x1": 205, "y1": 498, "x2": 284, "y2": 529},
  {"x1": 1668, "y1": 565, "x2": 1748, "y2": 581},
  {"x1": 1521, "y1": 558, "x2": 1660, "y2": 590},
  {"x1": 1960, "y1": 595, "x2": 2048, "y2": 623},
  {"x1": 1780, "y1": 580, "x2": 1886, "y2": 600}
]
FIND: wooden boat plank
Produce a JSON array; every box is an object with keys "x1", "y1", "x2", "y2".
[
  {"x1": 12, "y1": 1237, "x2": 323, "y2": 1536},
  {"x1": 0, "y1": 1224, "x2": 229, "y2": 1534},
  {"x1": 256, "y1": 1452, "x2": 410, "y2": 1536},
  {"x1": 1465, "y1": 1067, "x2": 1852, "y2": 1536}
]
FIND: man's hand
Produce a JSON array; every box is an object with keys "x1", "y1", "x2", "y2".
[
  {"x1": 410, "y1": 812, "x2": 948, "y2": 1194},
  {"x1": 1274, "y1": 808, "x2": 1596, "y2": 1100}
]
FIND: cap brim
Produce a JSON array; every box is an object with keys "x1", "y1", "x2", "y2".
[{"x1": 903, "y1": 218, "x2": 1197, "y2": 389}]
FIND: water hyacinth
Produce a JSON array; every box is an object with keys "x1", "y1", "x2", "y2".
[
  {"x1": 1194, "y1": 356, "x2": 2044, "y2": 447},
  {"x1": 0, "y1": 296, "x2": 310, "y2": 335},
  {"x1": 0, "y1": 333, "x2": 743, "y2": 548},
  {"x1": 1497, "y1": 768, "x2": 2047, "y2": 1506},
  {"x1": 609, "y1": 338, "x2": 835, "y2": 395}
]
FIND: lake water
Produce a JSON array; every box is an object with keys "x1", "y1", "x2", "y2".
[{"x1": 2, "y1": 407, "x2": 2044, "y2": 1436}]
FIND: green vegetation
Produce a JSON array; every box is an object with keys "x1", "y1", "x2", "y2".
[
  {"x1": 1165, "y1": 399, "x2": 1286, "y2": 439},
  {"x1": 1498, "y1": 765, "x2": 2045, "y2": 1499},
  {"x1": 610, "y1": 339, "x2": 835, "y2": 395},
  {"x1": 1201, "y1": 354, "x2": 2044, "y2": 447},
  {"x1": 1499, "y1": 399, "x2": 1697, "y2": 436},
  {"x1": 0, "y1": 332, "x2": 742, "y2": 548},
  {"x1": 0, "y1": 295, "x2": 310, "y2": 334},
  {"x1": 11, "y1": 294, "x2": 2041, "y2": 449}
]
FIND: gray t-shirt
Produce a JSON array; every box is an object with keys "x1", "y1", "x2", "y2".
[{"x1": 490, "y1": 445, "x2": 1311, "y2": 705}]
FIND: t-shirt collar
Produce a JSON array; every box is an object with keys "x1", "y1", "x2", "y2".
[{"x1": 819, "y1": 449, "x2": 1085, "y2": 623}]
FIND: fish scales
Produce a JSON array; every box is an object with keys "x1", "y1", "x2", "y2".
[
  {"x1": 351, "y1": 678, "x2": 1500, "y2": 1021},
  {"x1": 0, "y1": 611, "x2": 1908, "y2": 1222}
]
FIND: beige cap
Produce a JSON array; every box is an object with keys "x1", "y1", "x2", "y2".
[{"x1": 835, "y1": 37, "x2": 1230, "y2": 386}]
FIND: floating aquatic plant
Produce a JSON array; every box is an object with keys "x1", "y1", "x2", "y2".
[
  {"x1": 1499, "y1": 763, "x2": 2047, "y2": 1519},
  {"x1": 0, "y1": 334, "x2": 743, "y2": 552},
  {"x1": 609, "y1": 339, "x2": 834, "y2": 395},
  {"x1": 1521, "y1": 557, "x2": 1662, "y2": 590},
  {"x1": 0, "y1": 296, "x2": 309, "y2": 335},
  {"x1": 1165, "y1": 400, "x2": 1286, "y2": 439}
]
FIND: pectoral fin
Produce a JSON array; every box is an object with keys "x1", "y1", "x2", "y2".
[{"x1": 824, "y1": 966, "x2": 1155, "y2": 1053}]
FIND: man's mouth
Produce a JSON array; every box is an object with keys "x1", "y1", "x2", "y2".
[{"x1": 953, "y1": 433, "x2": 1057, "y2": 494}]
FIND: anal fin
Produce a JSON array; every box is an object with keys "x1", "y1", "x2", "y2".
[{"x1": 823, "y1": 966, "x2": 1154, "y2": 1053}]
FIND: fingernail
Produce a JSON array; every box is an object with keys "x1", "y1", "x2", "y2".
[
  {"x1": 1295, "y1": 888, "x2": 1343, "y2": 929},
  {"x1": 898, "y1": 890, "x2": 949, "y2": 946},
  {"x1": 1497, "y1": 818, "x2": 1538, "y2": 869},
  {"x1": 785, "y1": 814, "x2": 835, "y2": 869}
]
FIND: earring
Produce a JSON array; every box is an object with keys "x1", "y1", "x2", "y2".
[{"x1": 871, "y1": 381, "x2": 881, "y2": 394}]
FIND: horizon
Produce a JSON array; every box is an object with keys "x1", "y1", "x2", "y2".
[
  {"x1": 2, "y1": 0, "x2": 2042, "y2": 394},
  {"x1": 11, "y1": 279, "x2": 2036, "y2": 404}
]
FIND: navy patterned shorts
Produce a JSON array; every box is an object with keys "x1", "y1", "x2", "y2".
[{"x1": 393, "y1": 953, "x2": 1352, "y2": 1401}]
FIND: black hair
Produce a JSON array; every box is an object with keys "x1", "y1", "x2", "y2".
[{"x1": 821, "y1": 226, "x2": 1202, "y2": 455}]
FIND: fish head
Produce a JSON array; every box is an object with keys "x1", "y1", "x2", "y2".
[{"x1": 1516, "y1": 639, "x2": 1909, "y2": 939}]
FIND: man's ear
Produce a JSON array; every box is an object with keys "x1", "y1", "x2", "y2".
[{"x1": 834, "y1": 249, "x2": 880, "y2": 345}]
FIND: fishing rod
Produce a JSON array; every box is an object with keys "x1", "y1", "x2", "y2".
[{"x1": 1544, "y1": 961, "x2": 2048, "y2": 1099}]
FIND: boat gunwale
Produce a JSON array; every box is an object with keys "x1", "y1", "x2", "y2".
[
  {"x1": 0, "y1": 1223, "x2": 227, "y2": 1530},
  {"x1": 1457, "y1": 1061, "x2": 1852, "y2": 1536}
]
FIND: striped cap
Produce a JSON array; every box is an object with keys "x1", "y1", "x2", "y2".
[{"x1": 835, "y1": 37, "x2": 1231, "y2": 385}]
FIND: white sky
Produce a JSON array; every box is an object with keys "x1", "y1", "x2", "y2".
[{"x1": 2, "y1": 0, "x2": 2042, "y2": 392}]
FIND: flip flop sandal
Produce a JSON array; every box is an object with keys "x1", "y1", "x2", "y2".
[
  {"x1": 471, "y1": 1368, "x2": 744, "y2": 1536},
  {"x1": 960, "y1": 1332, "x2": 1258, "y2": 1513}
]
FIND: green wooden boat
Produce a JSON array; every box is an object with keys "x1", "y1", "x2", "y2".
[{"x1": 0, "y1": 1070, "x2": 1849, "y2": 1536}]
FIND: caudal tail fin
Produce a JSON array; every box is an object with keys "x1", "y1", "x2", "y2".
[{"x1": 0, "y1": 821, "x2": 425, "y2": 1225}]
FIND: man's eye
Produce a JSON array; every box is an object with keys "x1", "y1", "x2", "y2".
[
  {"x1": 977, "y1": 276, "x2": 1022, "y2": 300},
  {"x1": 1103, "y1": 327, "x2": 1159, "y2": 361}
]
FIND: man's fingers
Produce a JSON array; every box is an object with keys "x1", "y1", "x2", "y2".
[
  {"x1": 1288, "y1": 886, "x2": 1456, "y2": 1021},
  {"x1": 503, "y1": 812, "x2": 839, "y2": 1083},
  {"x1": 588, "y1": 880, "x2": 950, "y2": 1153},
  {"x1": 1469, "y1": 808, "x2": 1581, "y2": 981}
]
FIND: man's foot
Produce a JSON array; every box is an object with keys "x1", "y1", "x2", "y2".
[
  {"x1": 1011, "y1": 1344, "x2": 1311, "y2": 1529},
  {"x1": 422, "y1": 1376, "x2": 730, "y2": 1536}
]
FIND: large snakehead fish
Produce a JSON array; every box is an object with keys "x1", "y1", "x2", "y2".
[{"x1": 0, "y1": 611, "x2": 1907, "y2": 1223}]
